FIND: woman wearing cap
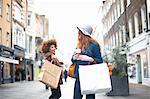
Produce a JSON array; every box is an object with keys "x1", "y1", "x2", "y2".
[
  {"x1": 71, "y1": 25, "x2": 103, "y2": 99},
  {"x1": 41, "y1": 39, "x2": 63, "y2": 99}
]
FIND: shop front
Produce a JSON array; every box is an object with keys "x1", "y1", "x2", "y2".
[
  {"x1": 14, "y1": 45, "x2": 25, "y2": 81},
  {"x1": 127, "y1": 33, "x2": 150, "y2": 85},
  {"x1": 0, "y1": 45, "x2": 19, "y2": 84},
  {"x1": 25, "y1": 59, "x2": 34, "y2": 81}
]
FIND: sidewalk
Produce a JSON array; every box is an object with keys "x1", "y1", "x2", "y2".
[
  {"x1": 0, "y1": 77, "x2": 150, "y2": 99},
  {"x1": 96, "y1": 83, "x2": 150, "y2": 99},
  {"x1": 0, "y1": 81, "x2": 51, "y2": 99},
  {"x1": 64, "y1": 77, "x2": 150, "y2": 99}
]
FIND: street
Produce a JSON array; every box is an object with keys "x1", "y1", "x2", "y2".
[{"x1": 0, "y1": 77, "x2": 150, "y2": 99}]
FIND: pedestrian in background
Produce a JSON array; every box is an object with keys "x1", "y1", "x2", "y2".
[
  {"x1": 71, "y1": 25, "x2": 103, "y2": 99},
  {"x1": 41, "y1": 39, "x2": 63, "y2": 99},
  {"x1": 64, "y1": 69, "x2": 68, "y2": 82}
]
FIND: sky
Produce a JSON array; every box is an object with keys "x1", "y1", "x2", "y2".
[{"x1": 34, "y1": 0, "x2": 102, "y2": 64}]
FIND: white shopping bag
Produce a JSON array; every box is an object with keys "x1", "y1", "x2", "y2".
[{"x1": 79, "y1": 63, "x2": 112, "y2": 95}]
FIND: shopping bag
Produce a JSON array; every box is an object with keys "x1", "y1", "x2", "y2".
[
  {"x1": 68, "y1": 64, "x2": 76, "y2": 78},
  {"x1": 79, "y1": 63, "x2": 112, "y2": 95},
  {"x1": 38, "y1": 60, "x2": 62, "y2": 89}
]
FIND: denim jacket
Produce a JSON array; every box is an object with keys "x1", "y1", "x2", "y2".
[{"x1": 71, "y1": 42, "x2": 103, "y2": 78}]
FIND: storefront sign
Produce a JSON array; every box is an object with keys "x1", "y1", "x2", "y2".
[{"x1": 0, "y1": 56, "x2": 19, "y2": 64}]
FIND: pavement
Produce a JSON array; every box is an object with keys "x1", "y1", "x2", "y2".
[{"x1": 0, "y1": 77, "x2": 150, "y2": 99}]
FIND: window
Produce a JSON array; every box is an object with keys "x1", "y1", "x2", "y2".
[
  {"x1": 28, "y1": 15, "x2": 31, "y2": 26},
  {"x1": 120, "y1": 0, "x2": 124, "y2": 14},
  {"x1": 122, "y1": 25, "x2": 126, "y2": 44},
  {"x1": 116, "y1": 32, "x2": 119, "y2": 47},
  {"x1": 0, "y1": 28, "x2": 2, "y2": 44},
  {"x1": 19, "y1": 31, "x2": 21, "y2": 45},
  {"x1": 114, "y1": 6, "x2": 117, "y2": 21},
  {"x1": 16, "y1": 29, "x2": 20, "y2": 45},
  {"x1": 127, "y1": 0, "x2": 131, "y2": 7},
  {"x1": 117, "y1": 1, "x2": 120, "y2": 18},
  {"x1": 134, "y1": 12, "x2": 139, "y2": 37},
  {"x1": 0, "y1": 0, "x2": 2, "y2": 15},
  {"x1": 139, "y1": 12, "x2": 142, "y2": 34},
  {"x1": 132, "y1": 17, "x2": 135, "y2": 38},
  {"x1": 29, "y1": 36, "x2": 32, "y2": 53},
  {"x1": 119, "y1": 29, "x2": 122, "y2": 46},
  {"x1": 6, "y1": 4, "x2": 10, "y2": 21},
  {"x1": 14, "y1": 4, "x2": 22, "y2": 22},
  {"x1": 141, "y1": 6, "x2": 147, "y2": 31},
  {"x1": 126, "y1": 23, "x2": 130, "y2": 42},
  {"x1": 6, "y1": 32, "x2": 10, "y2": 46},
  {"x1": 25, "y1": 34, "x2": 29, "y2": 53},
  {"x1": 28, "y1": 12, "x2": 31, "y2": 26}
]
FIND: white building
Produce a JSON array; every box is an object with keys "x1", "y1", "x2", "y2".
[
  {"x1": 25, "y1": 0, "x2": 36, "y2": 81},
  {"x1": 99, "y1": 0, "x2": 150, "y2": 86}
]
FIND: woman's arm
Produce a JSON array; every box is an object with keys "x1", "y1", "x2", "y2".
[{"x1": 92, "y1": 44, "x2": 103, "y2": 63}]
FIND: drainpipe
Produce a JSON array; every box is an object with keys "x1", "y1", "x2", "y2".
[
  {"x1": 145, "y1": 0, "x2": 149, "y2": 31},
  {"x1": 10, "y1": 0, "x2": 15, "y2": 83},
  {"x1": 11, "y1": 0, "x2": 12, "y2": 48}
]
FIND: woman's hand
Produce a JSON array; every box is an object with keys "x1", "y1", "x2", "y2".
[{"x1": 72, "y1": 53, "x2": 80, "y2": 60}]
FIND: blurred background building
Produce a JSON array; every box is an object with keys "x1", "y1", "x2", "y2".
[
  {"x1": 99, "y1": 0, "x2": 150, "y2": 86},
  {"x1": 0, "y1": 0, "x2": 49, "y2": 84}
]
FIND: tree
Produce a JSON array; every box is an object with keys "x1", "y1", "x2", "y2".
[
  {"x1": 106, "y1": 47, "x2": 129, "y2": 96},
  {"x1": 111, "y1": 47, "x2": 128, "y2": 78}
]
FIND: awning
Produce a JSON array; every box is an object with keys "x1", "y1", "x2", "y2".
[{"x1": 0, "y1": 56, "x2": 19, "y2": 64}]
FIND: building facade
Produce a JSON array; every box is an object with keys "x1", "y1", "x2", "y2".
[
  {"x1": 11, "y1": 0, "x2": 27, "y2": 81},
  {"x1": 0, "y1": 0, "x2": 49, "y2": 84},
  {"x1": 34, "y1": 14, "x2": 49, "y2": 80},
  {"x1": 100, "y1": 0, "x2": 150, "y2": 86},
  {"x1": 0, "y1": 0, "x2": 19, "y2": 84},
  {"x1": 25, "y1": 0, "x2": 36, "y2": 81}
]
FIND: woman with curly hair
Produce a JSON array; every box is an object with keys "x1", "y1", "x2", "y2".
[{"x1": 41, "y1": 39, "x2": 63, "y2": 99}]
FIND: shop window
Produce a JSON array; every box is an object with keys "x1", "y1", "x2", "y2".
[
  {"x1": 142, "y1": 53, "x2": 148, "y2": 78},
  {"x1": 6, "y1": 63, "x2": 11, "y2": 79}
]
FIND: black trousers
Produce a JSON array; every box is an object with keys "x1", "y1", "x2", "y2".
[
  {"x1": 49, "y1": 86, "x2": 61, "y2": 99},
  {"x1": 86, "y1": 94, "x2": 95, "y2": 99}
]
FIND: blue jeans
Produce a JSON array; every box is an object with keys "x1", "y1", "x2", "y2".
[{"x1": 74, "y1": 78, "x2": 83, "y2": 99}]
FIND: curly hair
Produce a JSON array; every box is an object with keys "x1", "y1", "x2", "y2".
[{"x1": 41, "y1": 39, "x2": 57, "y2": 54}]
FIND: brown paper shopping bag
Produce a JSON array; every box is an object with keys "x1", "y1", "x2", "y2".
[{"x1": 38, "y1": 60, "x2": 62, "y2": 89}]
